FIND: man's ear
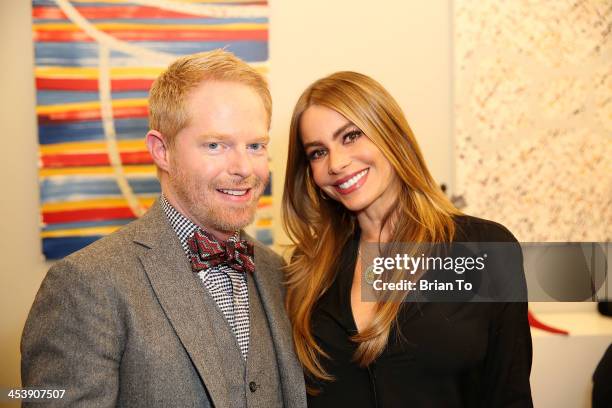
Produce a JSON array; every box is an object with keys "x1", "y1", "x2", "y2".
[{"x1": 146, "y1": 130, "x2": 171, "y2": 172}]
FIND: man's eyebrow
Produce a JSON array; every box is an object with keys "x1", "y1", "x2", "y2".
[
  {"x1": 199, "y1": 133, "x2": 231, "y2": 141},
  {"x1": 303, "y1": 121, "x2": 355, "y2": 150},
  {"x1": 198, "y1": 134, "x2": 270, "y2": 143},
  {"x1": 253, "y1": 135, "x2": 270, "y2": 143}
]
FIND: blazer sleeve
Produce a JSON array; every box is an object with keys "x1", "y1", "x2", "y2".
[
  {"x1": 481, "y1": 301, "x2": 533, "y2": 407},
  {"x1": 21, "y1": 258, "x2": 124, "y2": 407},
  {"x1": 475, "y1": 221, "x2": 533, "y2": 407}
]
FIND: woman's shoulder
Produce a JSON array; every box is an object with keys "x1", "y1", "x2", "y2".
[{"x1": 451, "y1": 214, "x2": 518, "y2": 243}]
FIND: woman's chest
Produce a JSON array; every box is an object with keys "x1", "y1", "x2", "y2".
[{"x1": 313, "y1": 302, "x2": 492, "y2": 374}]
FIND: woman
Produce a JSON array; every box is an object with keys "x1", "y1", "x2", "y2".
[{"x1": 282, "y1": 71, "x2": 532, "y2": 407}]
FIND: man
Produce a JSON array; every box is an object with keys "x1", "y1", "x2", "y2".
[{"x1": 21, "y1": 50, "x2": 306, "y2": 407}]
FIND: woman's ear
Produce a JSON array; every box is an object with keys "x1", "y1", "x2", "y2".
[{"x1": 145, "y1": 130, "x2": 170, "y2": 172}]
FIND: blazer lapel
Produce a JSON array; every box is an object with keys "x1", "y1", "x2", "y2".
[
  {"x1": 134, "y1": 201, "x2": 231, "y2": 407},
  {"x1": 249, "y1": 241, "x2": 307, "y2": 407}
]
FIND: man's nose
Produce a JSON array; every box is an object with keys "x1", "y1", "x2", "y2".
[{"x1": 227, "y1": 147, "x2": 254, "y2": 178}]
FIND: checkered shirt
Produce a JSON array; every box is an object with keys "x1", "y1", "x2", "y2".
[{"x1": 161, "y1": 196, "x2": 250, "y2": 360}]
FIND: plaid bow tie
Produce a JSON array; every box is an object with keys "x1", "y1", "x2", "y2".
[{"x1": 187, "y1": 229, "x2": 255, "y2": 274}]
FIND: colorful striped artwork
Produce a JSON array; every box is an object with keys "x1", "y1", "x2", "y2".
[{"x1": 33, "y1": 0, "x2": 271, "y2": 259}]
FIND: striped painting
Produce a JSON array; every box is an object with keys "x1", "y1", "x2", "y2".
[{"x1": 33, "y1": 0, "x2": 271, "y2": 259}]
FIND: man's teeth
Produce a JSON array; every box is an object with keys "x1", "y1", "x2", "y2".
[
  {"x1": 338, "y1": 169, "x2": 368, "y2": 190},
  {"x1": 219, "y1": 189, "x2": 247, "y2": 196}
]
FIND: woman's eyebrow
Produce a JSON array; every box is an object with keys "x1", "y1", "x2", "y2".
[
  {"x1": 332, "y1": 121, "x2": 355, "y2": 138},
  {"x1": 303, "y1": 121, "x2": 354, "y2": 150}
]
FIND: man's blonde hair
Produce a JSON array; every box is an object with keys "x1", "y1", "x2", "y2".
[{"x1": 148, "y1": 49, "x2": 271, "y2": 146}]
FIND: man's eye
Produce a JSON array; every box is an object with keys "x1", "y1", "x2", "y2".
[
  {"x1": 248, "y1": 143, "x2": 266, "y2": 151},
  {"x1": 308, "y1": 149, "x2": 326, "y2": 161},
  {"x1": 343, "y1": 130, "x2": 363, "y2": 143},
  {"x1": 207, "y1": 143, "x2": 219, "y2": 149}
]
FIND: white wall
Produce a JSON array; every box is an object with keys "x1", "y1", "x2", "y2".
[
  {"x1": 0, "y1": 0, "x2": 48, "y2": 394},
  {"x1": 268, "y1": 0, "x2": 454, "y2": 253},
  {"x1": 268, "y1": 1, "x2": 454, "y2": 232},
  {"x1": 0, "y1": 0, "x2": 453, "y2": 390}
]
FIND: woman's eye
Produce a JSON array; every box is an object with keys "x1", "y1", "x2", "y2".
[
  {"x1": 308, "y1": 149, "x2": 326, "y2": 161},
  {"x1": 343, "y1": 130, "x2": 363, "y2": 143}
]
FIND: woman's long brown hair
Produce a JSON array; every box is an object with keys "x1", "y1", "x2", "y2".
[{"x1": 282, "y1": 71, "x2": 461, "y2": 387}]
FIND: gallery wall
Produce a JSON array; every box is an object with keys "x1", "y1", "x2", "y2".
[
  {"x1": 1, "y1": 0, "x2": 607, "y2": 396},
  {"x1": 0, "y1": 0, "x2": 453, "y2": 389}
]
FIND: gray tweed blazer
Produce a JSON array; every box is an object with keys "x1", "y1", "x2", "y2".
[{"x1": 21, "y1": 200, "x2": 306, "y2": 407}]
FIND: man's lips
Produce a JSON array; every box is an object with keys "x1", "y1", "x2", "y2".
[{"x1": 216, "y1": 187, "x2": 253, "y2": 200}]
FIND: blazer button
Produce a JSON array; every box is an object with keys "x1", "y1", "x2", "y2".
[{"x1": 249, "y1": 381, "x2": 258, "y2": 392}]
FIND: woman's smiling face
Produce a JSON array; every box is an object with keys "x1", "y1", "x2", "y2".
[{"x1": 300, "y1": 104, "x2": 400, "y2": 214}]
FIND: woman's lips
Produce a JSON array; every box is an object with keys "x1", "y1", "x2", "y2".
[{"x1": 333, "y1": 168, "x2": 369, "y2": 195}]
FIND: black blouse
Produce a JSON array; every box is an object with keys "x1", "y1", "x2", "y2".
[{"x1": 307, "y1": 215, "x2": 533, "y2": 408}]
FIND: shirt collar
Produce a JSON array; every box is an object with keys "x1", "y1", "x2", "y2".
[{"x1": 160, "y1": 194, "x2": 240, "y2": 256}]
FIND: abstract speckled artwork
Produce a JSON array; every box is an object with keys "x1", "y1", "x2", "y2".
[{"x1": 454, "y1": 0, "x2": 611, "y2": 241}]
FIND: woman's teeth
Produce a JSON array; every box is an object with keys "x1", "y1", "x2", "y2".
[{"x1": 338, "y1": 169, "x2": 368, "y2": 190}]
